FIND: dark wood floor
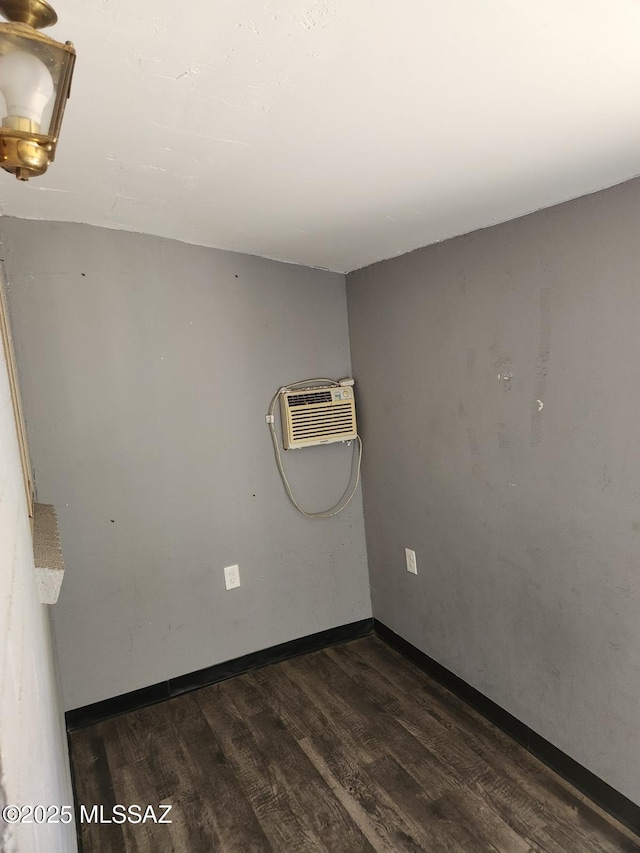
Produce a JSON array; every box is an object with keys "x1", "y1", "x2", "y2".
[{"x1": 69, "y1": 636, "x2": 640, "y2": 852}]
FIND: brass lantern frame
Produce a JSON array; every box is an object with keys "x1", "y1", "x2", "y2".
[{"x1": 0, "y1": 0, "x2": 75, "y2": 180}]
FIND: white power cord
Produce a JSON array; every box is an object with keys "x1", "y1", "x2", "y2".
[{"x1": 266, "y1": 378, "x2": 363, "y2": 519}]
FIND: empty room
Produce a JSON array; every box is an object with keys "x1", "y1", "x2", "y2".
[{"x1": 1, "y1": 1, "x2": 640, "y2": 851}]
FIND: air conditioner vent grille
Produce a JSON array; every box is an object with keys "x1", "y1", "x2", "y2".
[
  {"x1": 288, "y1": 390, "x2": 333, "y2": 407},
  {"x1": 280, "y1": 385, "x2": 357, "y2": 449}
]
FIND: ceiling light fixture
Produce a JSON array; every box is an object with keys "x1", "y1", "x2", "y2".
[{"x1": 0, "y1": 0, "x2": 75, "y2": 180}]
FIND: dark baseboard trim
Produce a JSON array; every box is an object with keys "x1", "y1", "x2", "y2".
[
  {"x1": 67, "y1": 681, "x2": 170, "y2": 731},
  {"x1": 373, "y1": 619, "x2": 640, "y2": 838},
  {"x1": 65, "y1": 617, "x2": 373, "y2": 731}
]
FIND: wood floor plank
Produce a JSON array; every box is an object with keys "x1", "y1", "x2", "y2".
[
  {"x1": 280, "y1": 653, "x2": 388, "y2": 765},
  {"x1": 350, "y1": 638, "x2": 639, "y2": 853},
  {"x1": 327, "y1": 642, "x2": 487, "y2": 782},
  {"x1": 328, "y1": 641, "x2": 557, "y2": 849},
  {"x1": 433, "y1": 788, "x2": 536, "y2": 853},
  {"x1": 295, "y1": 735, "x2": 410, "y2": 853},
  {"x1": 285, "y1": 648, "x2": 536, "y2": 851},
  {"x1": 95, "y1": 704, "x2": 218, "y2": 853},
  {"x1": 110, "y1": 702, "x2": 186, "y2": 801},
  {"x1": 249, "y1": 667, "x2": 309, "y2": 741},
  {"x1": 196, "y1": 679, "x2": 336, "y2": 852},
  {"x1": 287, "y1": 648, "x2": 455, "y2": 799},
  {"x1": 251, "y1": 662, "x2": 442, "y2": 851},
  {"x1": 224, "y1": 671, "x2": 272, "y2": 718},
  {"x1": 242, "y1": 705, "x2": 376, "y2": 853},
  {"x1": 69, "y1": 636, "x2": 640, "y2": 853},
  {"x1": 409, "y1": 683, "x2": 636, "y2": 853},
  {"x1": 107, "y1": 762, "x2": 173, "y2": 853},
  {"x1": 368, "y1": 752, "x2": 499, "y2": 852},
  {"x1": 69, "y1": 730, "x2": 128, "y2": 853},
  {"x1": 163, "y1": 692, "x2": 273, "y2": 853}
]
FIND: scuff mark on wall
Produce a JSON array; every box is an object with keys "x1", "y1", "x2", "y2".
[
  {"x1": 598, "y1": 464, "x2": 611, "y2": 492},
  {"x1": 31, "y1": 187, "x2": 79, "y2": 195},
  {"x1": 298, "y1": 0, "x2": 330, "y2": 29},
  {"x1": 490, "y1": 342, "x2": 513, "y2": 391},
  {"x1": 531, "y1": 287, "x2": 552, "y2": 447},
  {"x1": 466, "y1": 347, "x2": 476, "y2": 375},
  {"x1": 152, "y1": 122, "x2": 253, "y2": 145},
  {"x1": 106, "y1": 193, "x2": 139, "y2": 219},
  {"x1": 175, "y1": 67, "x2": 202, "y2": 80},
  {"x1": 466, "y1": 426, "x2": 479, "y2": 456},
  {"x1": 499, "y1": 371, "x2": 513, "y2": 391},
  {"x1": 497, "y1": 422, "x2": 511, "y2": 448}
]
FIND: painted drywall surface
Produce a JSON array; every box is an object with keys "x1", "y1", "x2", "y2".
[
  {"x1": 347, "y1": 176, "x2": 640, "y2": 806},
  {"x1": 4, "y1": 2, "x2": 640, "y2": 271},
  {"x1": 0, "y1": 345, "x2": 76, "y2": 850},
  {"x1": 1, "y1": 218, "x2": 370, "y2": 712}
]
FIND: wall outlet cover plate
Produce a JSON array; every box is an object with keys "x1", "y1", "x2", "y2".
[
  {"x1": 405, "y1": 548, "x2": 417, "y2": 575},
  {"x1": 224, "y1": 564, "x2": 241, "y2": 590}
]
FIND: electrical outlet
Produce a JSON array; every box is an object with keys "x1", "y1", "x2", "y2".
[
  {"x1": 405, "y1": 548, "x2": 417, "y2": 575},
  {"x1": 224, "y1": 564, "x2": 241, "y2": 590}
]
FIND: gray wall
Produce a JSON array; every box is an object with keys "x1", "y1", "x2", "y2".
[
  {"x1": 2, "y1": 219, "x2": 370, "y2": 712},
  {"x1": 347, "y1": 177, "x2": 640, "y2": 806}
]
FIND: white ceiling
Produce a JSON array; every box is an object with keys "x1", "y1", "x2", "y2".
[{"x1": 2, "y1": 0, "x2": 640, "y2": 272}]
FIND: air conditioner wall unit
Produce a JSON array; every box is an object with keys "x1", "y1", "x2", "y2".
[{"x1": 280, "y1": 384, "x2": 357, "y2": 449}]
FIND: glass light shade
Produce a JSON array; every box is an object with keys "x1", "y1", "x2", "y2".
[
  {"x1": 0, "y1": 49, "x2": 54, "y2": 130},
  {"x1": 0, "y1": 21, "x2": 74, "y2": 178},
  {"x1": 0, "y1": 26, "x2": 73, "y2": 137}
]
